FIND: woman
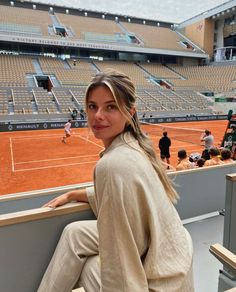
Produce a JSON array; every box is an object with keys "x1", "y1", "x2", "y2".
[{"x1": 38, "y1": 70, "x2": 194, "y2": 292}]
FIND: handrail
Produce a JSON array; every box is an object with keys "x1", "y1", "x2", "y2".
[
  {"x1": 210, "y1": 243, "x2": 236, "y2": 270},
  {"x1": 0, "y1": 201, "x2": 91, "y2": 227},
  {"x1": 0, "y1": 182, "x2": 93, "y2": 202},
  {"x1": 225, "y1": 287, "x2": 236, "y2": 292}
]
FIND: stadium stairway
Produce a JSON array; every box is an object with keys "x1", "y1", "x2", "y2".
[{"x1": 32, "y1": 58, "x2": 44, "y2": 75}]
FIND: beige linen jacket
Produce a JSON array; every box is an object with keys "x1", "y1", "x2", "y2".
[{"x1": 87, "y1": 132, "x2": 194, "y2": 292}]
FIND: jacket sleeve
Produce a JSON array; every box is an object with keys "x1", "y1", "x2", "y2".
[{"x1": 86, "y1": 186, "x2": 98, "y2": 217}]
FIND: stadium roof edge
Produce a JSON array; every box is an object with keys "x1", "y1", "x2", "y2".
[
  {"x1": 177, "y1": 0, "x2": 236, "y2": 28},
  {"x1": 14, "y1": 0, "x2": 174, "y2": 25}
]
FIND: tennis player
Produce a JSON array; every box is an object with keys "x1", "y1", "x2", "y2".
[{"x1": 62, "y1": 119, "x2": 72, "y2": 143}]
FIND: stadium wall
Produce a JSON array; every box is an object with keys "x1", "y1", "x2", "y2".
[
  {"x1": 183, "y1": 19, "x2": 215, "y2": 57},
  {"x1": 0, "y1": 114, "x2": 227, "y2": 132},
  {"x1": 0, "y1": 163, "x2": 234, "y2": 217}
]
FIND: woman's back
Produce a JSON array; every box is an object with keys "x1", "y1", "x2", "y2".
[{"x1": 94, "y1": 132, "x2": 194, "y2": 291}]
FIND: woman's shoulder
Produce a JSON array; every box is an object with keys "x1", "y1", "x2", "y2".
[{"x1": 98, "y1": 143, "x2": 149, "y2": 175}]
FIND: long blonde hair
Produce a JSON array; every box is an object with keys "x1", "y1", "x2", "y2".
[{"x1": 85, "y1": 69, "x2": 178, "y2": 203}]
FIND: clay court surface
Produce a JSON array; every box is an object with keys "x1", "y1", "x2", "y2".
[{"x1": 0, "y1": 120, "x2": 228, "y2": 196}]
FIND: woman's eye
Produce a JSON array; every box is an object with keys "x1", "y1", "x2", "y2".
[
  {"x1": 107, "y1": 104, "x2": 117, "y2": 110},
  {"x1": 88, "y1": 104, "x2": 96, "y2": 110}
]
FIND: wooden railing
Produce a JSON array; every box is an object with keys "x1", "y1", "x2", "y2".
[{"x1": 210, "y1": 173, "x2": 236, "y2": 291}]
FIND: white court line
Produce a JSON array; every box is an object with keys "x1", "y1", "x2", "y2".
[
  {"x1": 9, "y1": 137, "x2": 15, "y2": 172},
  {"x1": 10, "y1": 132, "x2": 103, "y2": 172},
  {"x1": 15, "y1": 154, "x2": 99, "y2": 165},
  {"x1": 14, "y1": 160, "x2": 98, "y2": 172},
  {"x1": 163, "y1": 126, "x2": 203, "y2": 132},
  {"x1": 11, "y1": 134, "x2": 62, "y2": 140},
  {"x1": 170, "y1": 145, "x2": 202, "y2": 150},
  {"x1": 10, "y1": 133, "x2": 103, "y2": 150},
  {"x1": 77, "y1": 134, "x2": 104, "y2": 148},
  {"x1": 144, "y1": 123, "x2": 204, "y2": 132}
]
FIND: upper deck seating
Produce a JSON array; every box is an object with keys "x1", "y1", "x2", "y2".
[
  {"x1": 0, "y1": 4, "x2": 50, "y2": 36},
  {"x1": 56, "y1": 12, "x2": 125, "y2": 42},
  {"x1": 120, "y1": 22, "x2": 198, "y2": 52}
]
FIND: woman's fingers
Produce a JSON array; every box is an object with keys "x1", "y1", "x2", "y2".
[{"x1": 42, "y1": 195, "x2": 68, "y2": 208}]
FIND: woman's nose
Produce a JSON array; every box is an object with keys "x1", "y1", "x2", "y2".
[{"x1": 95, "y1": 108, "x2": 105, "y2": 119}]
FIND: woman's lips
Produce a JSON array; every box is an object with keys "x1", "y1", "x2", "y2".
[{"x1": 93, "y1": 125, "x2": 109, "y2": 131}]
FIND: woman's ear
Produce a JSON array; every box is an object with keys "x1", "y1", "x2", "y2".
[{"x1": 130, "y1": 106, "x2": 136, "y2": 117}]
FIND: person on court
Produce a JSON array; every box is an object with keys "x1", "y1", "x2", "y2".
[
  {"x1": 158, "y1": 131, "x2": 171, "y2": 165},
  {"x1": 38, "y1": 70, "x2": 194, "y2": 292},
  {"x1": 201, "y1": 130, "x2": 214, "y2": 160},
  {"x1": 62, "y1": 119, "x2": 72, "y2": 143}
]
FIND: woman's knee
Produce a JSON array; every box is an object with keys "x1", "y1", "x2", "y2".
[
  {"x1": 61, "y1": 221, "x2": 98, "y2": 253},
  {"x1": 62, "y1": 221, "x2": 88, "y2": 241}
]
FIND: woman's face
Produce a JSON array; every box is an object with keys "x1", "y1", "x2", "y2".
[{"x1": 87, "y1": 85, "x2": 127, "y2": 148}]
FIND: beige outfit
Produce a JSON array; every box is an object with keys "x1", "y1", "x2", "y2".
[
  {"x1": 204, "y1": 157, "x2": 224, "y2": 167},
  {"x1": 222, "y1": 159, "x2": 235, "y2": 164},
  {"x1": 176, "y1": 159, "x2": 194, "y2": 171},
  {"x1": 38, "y1": 132, "x2": 194, "y2": 292}
]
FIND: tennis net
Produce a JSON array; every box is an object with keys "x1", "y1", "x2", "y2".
[{"x1": 140, "y1": 121, "x2": 203, "y2": 145}]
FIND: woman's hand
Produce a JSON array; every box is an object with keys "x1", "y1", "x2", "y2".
[
  {"x1": 42, "y1": 189, "x2": 88, "y2": 209},
  {"x1": 43, "y1": 193, "x2": 70, "y2": 209}
]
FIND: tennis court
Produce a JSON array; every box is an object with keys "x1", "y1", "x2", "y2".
[{"x1": 0, "y1": 119, "x2": 228, "y2": 196}]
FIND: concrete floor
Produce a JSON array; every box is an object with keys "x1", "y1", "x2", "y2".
[{"x1": 185, "y1": 215, "x2": 224, "y2": 292}]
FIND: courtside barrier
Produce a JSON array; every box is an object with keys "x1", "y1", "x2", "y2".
[
  {"x1": 1, "y1": 164, "x2": 236, "y2": 220},
  {"x1": 0, "y1": 202, "x2": 95, "y2": 292}
]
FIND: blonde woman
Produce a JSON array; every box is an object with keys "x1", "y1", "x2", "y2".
[{"x1": 38, "y1": 70, "x2": 194, "y2": 292}]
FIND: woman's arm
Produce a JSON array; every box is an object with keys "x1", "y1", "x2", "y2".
[{"x1": 43, "y1": 189, "x2": 88, "y2": 208}]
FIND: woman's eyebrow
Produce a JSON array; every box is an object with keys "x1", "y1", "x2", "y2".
[
  {"x1": 104, "y1": 100, "x2": 116, "y2": 104},
  {"x1": 88, "y1": 99, "x2": 115, "y2": 104}
]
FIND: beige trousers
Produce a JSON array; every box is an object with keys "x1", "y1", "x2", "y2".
[{"x1": 37, "y1": 220, "x2": 100, "y2": 292}]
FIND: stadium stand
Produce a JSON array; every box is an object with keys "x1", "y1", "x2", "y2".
[
  {"x1": 168, "y1": 64, "x2": 236, "y2": 92},
  {"x1": 1, "y1": 54, "x2": 233, "y2": 119},
  {"x1": 55, "y1": 12, "x2": 126, "y2": 43},
  {"x1": 0, "y1": 4, "x2": 50, "y2": 36},
  {"x1": 0, "y1": 1, "x2": 234, "y2": 122},
  {"x1": 120, "y1": 21, "x2": 202, "y2": 52}
]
